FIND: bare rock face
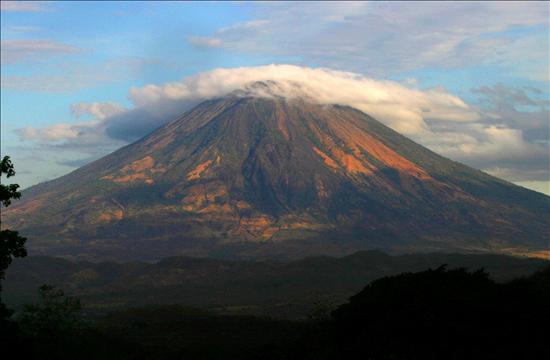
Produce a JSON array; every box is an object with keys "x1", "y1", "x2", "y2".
[{"x1": 4, "y1": 87, "x2": 549, "y2": 260}]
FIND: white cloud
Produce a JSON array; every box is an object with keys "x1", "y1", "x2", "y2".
[
  {"x1": 128, "y1": 64, "x2": 481, "y2": 137},
  {"x1": 491, "y1": 32, "x2": 550, "y2": 82},
  {"x1": 1, "y1": 39, "x2": 82, "y2": 64},
  {"x1": 16, "y1": 102, "x2": 126, "y2": 147},
  {"x1": 17, "y1": 123, "x2": 81, "y2": 142},
  {"x1": 217, "y1": 20, "x2": 270, "y2": 33},
  {"x1": 186, "y1": 36, "x2": 223, "y2": 48},
  {"x1": 443, "y1": 125, "x2": 544, "y2": 162},
  {"x1": 1, "y1": 57, "x2": 155, "y2": 92},
  {"x1": 511, "y1": 180, "x2": 549, "y2": 195},
  {"x1": 186, "y1": 20, "x2": 271, "y2": 49},
  {"x1": 71, "y1": 102, "x2": 126, "y2": 120},
  {"x1": 0, "y1": 1, "x2": 49, "y2": 12},
  {"x1": 6, "y1": 25, "x2": 43, "y2": 33}
]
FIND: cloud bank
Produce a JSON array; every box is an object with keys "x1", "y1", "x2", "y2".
[
  {"x1": 128, "y1": 65, "x2": 481, "y2": 135},
  {"x1": 15, "y1": 64, "x2": 549, "y2": 183}
]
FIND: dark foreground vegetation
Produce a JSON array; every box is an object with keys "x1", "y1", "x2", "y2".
[
  {"x1": 4, "y1": 251, "x2": 547, "y2": 317},
  {"x1": 1, "y1": 265, "x2": 549, "y2": 359}
]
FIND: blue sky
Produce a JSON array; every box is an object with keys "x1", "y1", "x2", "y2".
[{"x1": 1, "y1": 1, "x2": 549, "y2": 194}]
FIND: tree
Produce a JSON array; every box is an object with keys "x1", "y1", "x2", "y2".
[
  {"x1": 18, "y1": 285, "x2": 82, "y2": 337},
  {"x1": 329, "y1": 266, "x2": 550, "y2": 360},
  {"x1": 307, "y1": 296, "x2": 336, "y2": 321},
  {"x1": 0, "y1": 156, "x2": 27, "y2": 321}
]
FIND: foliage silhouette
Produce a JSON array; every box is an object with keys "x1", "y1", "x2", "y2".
[
  {"x1": 324, "y1": 265, "x2": 550, "y2": 359},
  {"x1": 0, "y1": 156, "x2": 27, "y2": 335},
  {"x1": 18, "y1": 284, "x2": 82, "y2": 337}
]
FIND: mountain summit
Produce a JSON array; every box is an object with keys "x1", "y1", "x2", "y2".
[{"x1": 4, "y1": 84, "x2": 549, "y2": 260}]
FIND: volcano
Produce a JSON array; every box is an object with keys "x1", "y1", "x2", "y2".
[{"x1": 4, "y1": 84, "x2": 549, "y2": 260}]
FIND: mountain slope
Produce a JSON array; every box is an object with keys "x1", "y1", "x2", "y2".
[{"x1": 4, "y1": 89, "x2": 549, "y2": 260}]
